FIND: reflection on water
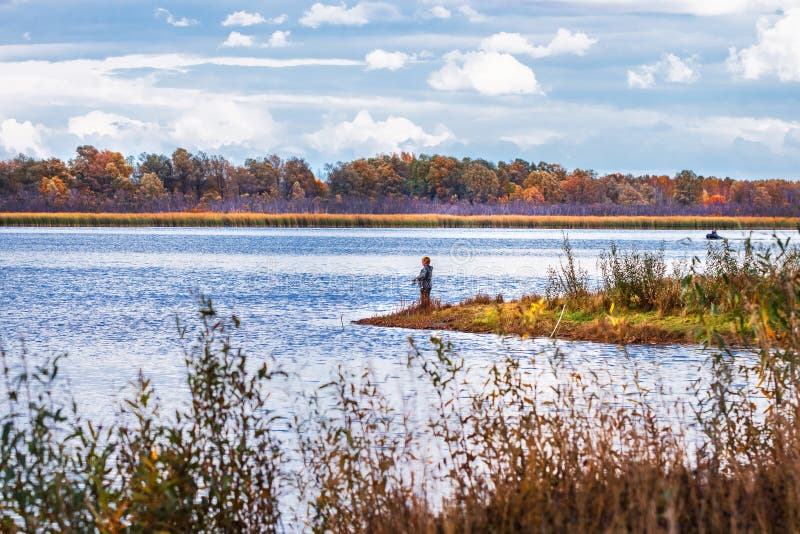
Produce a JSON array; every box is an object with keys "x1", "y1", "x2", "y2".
[{"x1": 0, "y1": 227, "x2": 783, "y2": 423}]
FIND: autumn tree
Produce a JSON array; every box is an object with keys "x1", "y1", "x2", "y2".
[
  {"x1": 375, "y1": 158, "x2": 406, "y2": 197},
  {"x1": 562, "y1": 169, "x2": 604, "y2": 204},
  {"x1": 498, "y1": 159, "x2": 531, "y2": 187},
  {"x1": 70, "y1": 146, "x2": 134, "y2": 196},
  {"x1": 425, "y1": 156, "x2": 461, "y2": 201},
  {"x1": 524, "y1": 170, "x2": 563, "y2": 203},
  {"x1": 649, "y1": 175, "x2": 675, "y2": 204},
  {"x1": 506, "y1": 183, "x2": 544, "y2": 203}
]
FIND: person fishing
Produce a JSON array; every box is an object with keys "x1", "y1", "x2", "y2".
[{"x1": 412, "y1": 256, "x2": 433, "y2": 308}]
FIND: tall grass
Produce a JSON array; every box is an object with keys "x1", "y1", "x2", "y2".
[
  {"x1": 2, "y1": 235, "x2": 800, "y2": 531},
  {"x1": 1, "y1": 211, "x2": 799, "y2": 229}
]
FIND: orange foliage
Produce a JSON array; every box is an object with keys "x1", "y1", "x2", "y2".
[{"x1": 704, "y1": 193, "x2": 727, "y2": 206}]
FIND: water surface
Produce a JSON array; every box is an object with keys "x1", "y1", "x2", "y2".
[{"x1": 0, "y1": 227, "x2": 786, "y2": 423}]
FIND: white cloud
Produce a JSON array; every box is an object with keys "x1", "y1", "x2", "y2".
[
  {"x1": 222, "y1": 31, "x2": 255, "y2": 48},
  {"x1": 154, "y1": 8, "x2": 198, "y2": 28},
  {"x1": 22, "y1": 32, "x2": 31, "y2": 41},
  {"x1": 222, "y1": 11, "x2": 288, "y2": 27},
  {"x1": 728, "y1": 9, "x2": 800, "y2": 81},
  {"x1": 0, "y1": 53, "x2": 363, "y2": 156},
  {"x1": 426, "y1": 29, "x2": 594, "y2": 96},
  {"x1": 458, "y1": 5, "x2": 487, "y2": 22},
  {"x1": 686, "y1": 115, "x2": 800, "y2": 153},
  {"x1": 544, "y1": 28, "x2": 598, "y2": 57},
  {"x1": 628, "y1": 53, "x2": 699, "y2": 88},
  {"x1": 480, "y1": 30, "x2": 597, "y2": 58},
  {"x1": 222, "y1": 11, "x2": 266, "y2": 26},
  {"x1": 299, "y1": 2, "x2": 399, "y2": 28},
  {"x1": 365, "y1": 49, "x2": 413, "y2": 70},
  {"x1": 0, "y1": 118, "x2": 47, "y2": 157},
  {"x1": 267, "y1": 31, "x2": 291, "y2": 48},
  {"x1": 306, "y1": 110, "x2": 452, "y2": 153},
  {"x1": 662, "y1": 53, "x2": 699, "y2": 83},
  {"x1": 479, "y1": 32, "x2": 535, "y2": 55},
  {"x1": 67, "y1": 110, "x2": 151, "y2": 138},
  {"x1": 171, "y1": 99, "x2": 281, "y2": 150},
  {"x1": 65, "y1": 104, "x2": 283, "y2": 154},
  {"x1": 550, "y1": 0, "x2": 800, "y2": 16},
  {"x1": 429, "y1": 6, "x2": 451, "y2": 18},
  {"x1": 66, "y1": 111, "x2": 167, "y2": 152},
  {"x1": 501, "y1": 131, "x2": 564, "y2": 148},
  {"x1": 428, "y1": 50, "x2": 542, "y2": 95},
  {"x1": 627, "y1": 67, "x2": 656, "y2": 88}
]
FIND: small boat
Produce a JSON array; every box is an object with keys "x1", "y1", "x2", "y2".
[{"x1": 706, "y1": 231, "x2": 723, "y2": 240}]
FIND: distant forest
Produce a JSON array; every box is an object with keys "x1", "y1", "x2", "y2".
[{"x1": 2, "y1": 145, "x2": 799, "y2": 216}]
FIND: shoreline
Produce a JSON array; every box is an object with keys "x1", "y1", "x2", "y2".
[
  {"x1": 355, "y1": 298, "x2": 738, "y2": 346},
  {"x1": 1, "y1": 212, "x2": 799, "y2": 229}
]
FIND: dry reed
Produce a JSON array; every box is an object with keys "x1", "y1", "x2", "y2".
[{"x1": 1, "y1": 211, "x2": 799, "y2": 229}]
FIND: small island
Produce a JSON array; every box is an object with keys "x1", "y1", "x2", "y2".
[{"x1": 358, "y1": 236, "x2": 764, "y2": 346}]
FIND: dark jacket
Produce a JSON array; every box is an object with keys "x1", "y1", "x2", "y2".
[{"x1": 414, "y1": 265, "x2": 432, "y2": 290}]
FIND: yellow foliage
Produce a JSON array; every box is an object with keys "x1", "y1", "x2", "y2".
[{"x1": 38, "y1": 176, "x2": 70, "y2": 205}]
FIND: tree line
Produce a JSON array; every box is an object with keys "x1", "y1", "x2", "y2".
[{"x1": 1, "y1": 145, "x2": 799, "y2": 214}]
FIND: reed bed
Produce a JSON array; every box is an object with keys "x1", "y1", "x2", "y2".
[{"x1": 1, "y1": 211, "x2": 799, "y2": 229}]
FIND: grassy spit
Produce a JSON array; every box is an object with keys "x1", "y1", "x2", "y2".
[
  {"x1": 356, "y1": 295, "x2": 737, "y2": 345},
  {"x1": 1, "y1": 211, "x2": 799, "y2": 229}
]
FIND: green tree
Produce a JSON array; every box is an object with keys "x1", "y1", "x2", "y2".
[
  {"x1": 462, "y1": 162, "x2": 499, "y2": 202},
  {"x1": 673, "y1": 170, "x2": 702, "y2": 205},
  {"x1": 138, "y1": 172, "x2": 167, "y2": 201},
  {"x1": 282, "y1": 158, "x2": 325, "y2": 199},
  {"x1": 171, "y1": 148, "x2": 202, "y2": 198},
  {"x1": 327, "y1": 162, "x2": 360, "y2": 197},
  {"x1": 243, "y1": 157, "x2": 281, "y2": 198},
  {"x1": 136, "y1": 153, "x2": 174, "y2": 191},
  {"x1": 289, "y1": 181, "x2": 305, "y2": 200}
]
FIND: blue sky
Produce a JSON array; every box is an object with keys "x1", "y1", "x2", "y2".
[{"x1": 0, "y1": 0, "x2": 799, "y2": 179}]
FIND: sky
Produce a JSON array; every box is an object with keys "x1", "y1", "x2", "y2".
[{"x1": 0, "y1": 0, "x2": 799, "y2": 179}]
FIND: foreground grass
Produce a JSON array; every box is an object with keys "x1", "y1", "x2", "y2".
[
  {"x1": 1, "y1": 211, "x2": 799, "y2": 229},
  {"x1": 356, "y1": 295, "x2": 737, "y2": 345},
  {"x1": 3, "y1": 235, "x2": 800, "y2": 532}
]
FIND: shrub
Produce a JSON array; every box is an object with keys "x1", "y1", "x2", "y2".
[{"x1": 598, "y1": 241, "x2": 684, "y2": 313}]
